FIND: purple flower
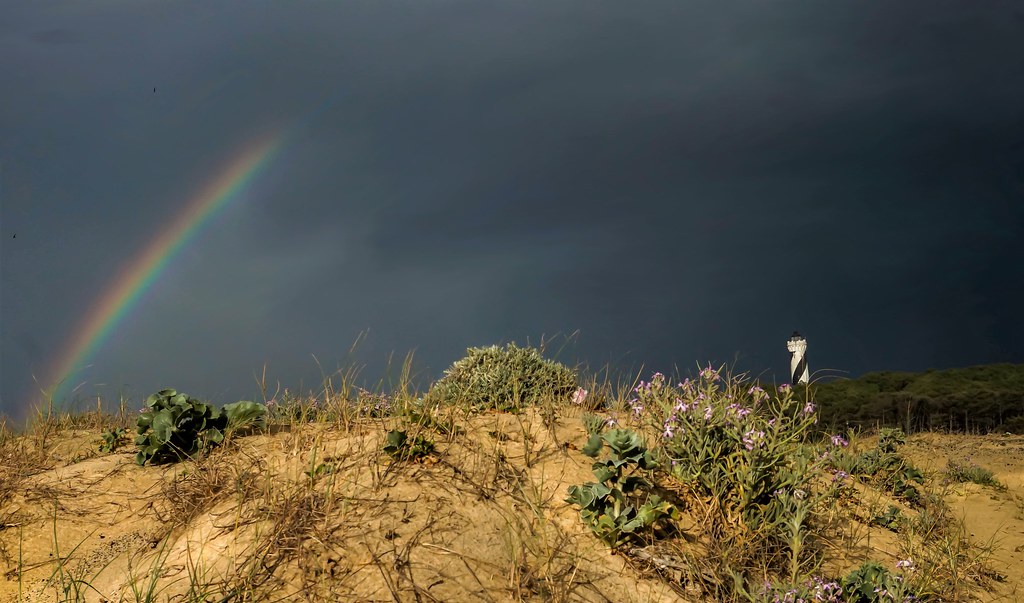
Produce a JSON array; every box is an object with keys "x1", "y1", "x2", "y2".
[
  {"x1": 726, "y1": 403, "x2": 753, "y2": 421},
  {"x1": 802, "y1": 401, "x2": 815, "y2": 415},
  {"x1": 700, "y1": 363, "x2": 721, "y2": 382},
  {"x1": 832, "y1": 471, "x2": 850, "y2": 483},
  {"x1": 779, "y1": 383, "x2": 791, "y2": 392},
  {"x1": 704, "y1": 406, "x2": 714, "y2": 420},
  {"x1": 743, "y1": 428, "x2": 765, "y2": 450},
  {"x1": 809, "y1": 577, "x2": 843, "y2": 602},
  {"x1": 896, "y1": 558, "x2": 915, "y2": 571},
  {"x1": 830, "y1": 434, "x2": 848, "y2": 447}
]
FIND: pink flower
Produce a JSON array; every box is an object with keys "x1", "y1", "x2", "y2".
[{"x1": 571, "y1": 387, "x2": 588, "y2": 405}]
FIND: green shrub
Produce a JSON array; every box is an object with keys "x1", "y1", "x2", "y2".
[
  {"x1": 641, "y1": 370, "x2": 825, "y2": 543},
  {"x1": 135, "y1": 389, "x2": 266, "y2": 466},
  {"x1": 877, "y1": 428, "x2": 906, "y2": 453},
  {"x1": 427, "y1": 343, "x2": 577, "y2": 411},
  {"x1": 565, "y1": 427, "x2": 675, "y2": 547}
]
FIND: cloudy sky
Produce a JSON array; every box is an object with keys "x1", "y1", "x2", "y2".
[{"x1": 2, "y1": 1, "x2": 1022, "y2": 419}]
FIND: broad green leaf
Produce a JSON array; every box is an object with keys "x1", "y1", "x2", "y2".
[
  {"x1": 152, "y1": 411, "x2": 175, "y2": 442},
  {"x1": 222, "y1": 400, "x2": 267, "y2": 430},
  {"x1": 582, "y1": 433, "x2": 603, "y2": 457}
]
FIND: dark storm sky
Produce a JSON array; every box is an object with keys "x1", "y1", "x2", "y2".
[{"x1": 2, "y1": 1, "x2": 1022, "y2": 418}]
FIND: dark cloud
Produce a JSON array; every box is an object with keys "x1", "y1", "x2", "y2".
[
  {"x1": 1, "y1": 0, "x2": 1022, "y2": 419},
  {"x1": 30, "y1": 28, "x2": 81, "y2": 45}
]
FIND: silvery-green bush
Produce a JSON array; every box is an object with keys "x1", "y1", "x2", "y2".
[{"x1": 427, "y1": 343, "x2": 577, "y2": 411}]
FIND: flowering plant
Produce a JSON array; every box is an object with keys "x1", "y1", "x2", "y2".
[{"x1": 635, "y1": 366, "x2": 824, "y2": 535}]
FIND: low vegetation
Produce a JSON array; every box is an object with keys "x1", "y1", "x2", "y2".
[{"x1": 0, "y1": 346, "x2": 1019, "y2": 602}]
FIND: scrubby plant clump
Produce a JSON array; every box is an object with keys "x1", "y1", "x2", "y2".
[
  {"x1": 846, "y1": 428, "x2": 925, "y2": 504},
  {"x1": 602, "y1": 366, "x2": 862, "y2": 593},
  {"x1": 943, "y1": 457, "x2": 1004, "y2": 489},
  {"x1": 640, "y1": 369, "x2": 827, "y2": 542},
  {"x1": 427, "y1": 343, "x2": 577, "y2": 411}
]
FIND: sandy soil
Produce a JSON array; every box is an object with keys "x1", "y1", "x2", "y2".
[
  {"x1": 903, "y1": 433, "x2": 1024, "y2": 602},
  {"x1": 2, "y1": 419, "x2": 1022, "y2": 602}
]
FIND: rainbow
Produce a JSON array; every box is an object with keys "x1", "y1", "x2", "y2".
[{"x1": 44, "y1": 131, "x2": 285, "y2": 404}]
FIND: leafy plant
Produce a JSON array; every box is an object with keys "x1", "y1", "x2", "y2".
[
  {"x1": 646, "y1": 370, "x2": 824, "y2": 539},
  {"x1": 877, "y1": 427, "x2": 906, "y2": 454},
  {"x1": 427, "y1": 343, "x2": 577, "y2": 411},
  {"x1": 565, "y1": 428, "x2": 675, "y2": 547},
  {"x1": 382, "y1": 429, "x2": 435, "y2": 461},
  {"x1": 842, "y1": 560, "x2": 919, "y2": 603},
  {"x1": 870, "y1": 505, "x2": 903, "y2": 531},
  {"x1": 134, "y1": 389, "x2": 267, "y2": 466},
  {"x1": 850, "y1": 428, "x2": 925, "y2": 504},
  {"x1": 222, "y1": 400, "x2": 267, "y2": 432},
  {"x1": 99, "y1": 427, "x2": 129, "y2": 453},
  {"x1": 580, "y1": 413, "x2": 606, "y2": 456},
  {"x1": 135, "y1": 390, "x2": 226, "y2": 466},
  {"x1": 305, "y1": 462, "x2": 335, "y2": 481}
]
